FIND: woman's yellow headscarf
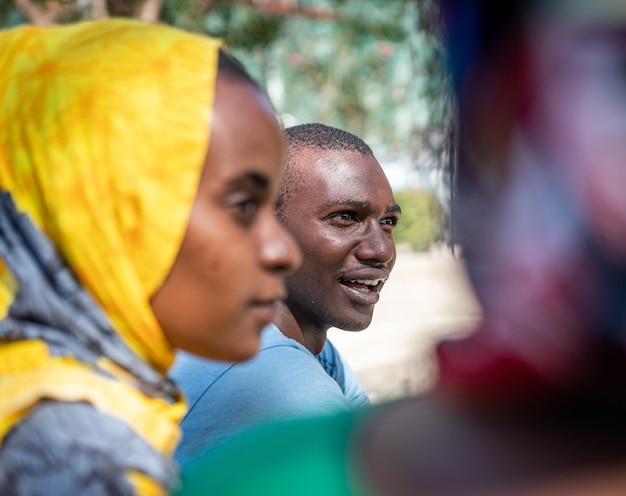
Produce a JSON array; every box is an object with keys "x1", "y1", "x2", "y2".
[{"x1": 0, "y1": 19, "x2": 221, "y2": 494}]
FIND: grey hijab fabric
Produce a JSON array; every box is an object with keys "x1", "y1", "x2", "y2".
[{"x1": 0, "y1": 192, "x2": 180, "y2": 494}]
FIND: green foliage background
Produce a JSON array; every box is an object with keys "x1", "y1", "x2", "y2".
[
  {"x1": 0, "y1": 0, "x2": 453, "y2": 251},
  {"x1": 393, "y1": 188, "x2": 444, "y2": 251}
]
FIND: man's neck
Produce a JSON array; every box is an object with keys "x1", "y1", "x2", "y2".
[{"x1": 273, "y1": 302, "x2": 327, "y2": 355}]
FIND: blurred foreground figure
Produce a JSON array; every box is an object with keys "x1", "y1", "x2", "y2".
[
  {"x1": 179, "y1": 1, "x2": 626, "y2": 494},
  {"x1": 437, "y1": 0, "x2": 626, "y2": 404}
]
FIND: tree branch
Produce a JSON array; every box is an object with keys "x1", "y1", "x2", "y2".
[
  {"x1": 136, "y1": 0, "x2": 163, "y2": 22},
  {"x1": 91, "y1": 0, "x2": 109, "y2": 19},
  {"x1": 13, "y1": 0, "x2": 56, "y2": 25},
  {"x1": 243, "y1": 0, "x2": 339, "y2": 20}
]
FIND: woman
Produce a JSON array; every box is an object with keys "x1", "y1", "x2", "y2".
[{"x1": 0, "y1": 19, "x2": 300, "y2": 495}]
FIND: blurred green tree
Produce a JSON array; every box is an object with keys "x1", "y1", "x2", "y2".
[
  {"x1": 393, "y1": 187, "x2": 444, "y2": 251},
  {"x1": 0, "y1": 0, "x2": 450, "y2": 152},
  {"x1": 0, "y1": 0, "x2": 454, "y2": 249}
]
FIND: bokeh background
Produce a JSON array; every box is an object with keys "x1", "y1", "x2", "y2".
[{"x1": 0, "y1": 0, "x2": 479, "y2": 401}]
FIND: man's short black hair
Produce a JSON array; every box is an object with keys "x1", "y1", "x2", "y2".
[
  {"x1": 277, "y1": 123, "x2": 374, "y2": 220},
  {"x1": 284, "y1": 123, "x2": 373, "y2": 156}
]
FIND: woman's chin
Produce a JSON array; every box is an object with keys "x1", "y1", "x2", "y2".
[{"x1": 187, "y1": 336, "x2": 261, "y2": 363}]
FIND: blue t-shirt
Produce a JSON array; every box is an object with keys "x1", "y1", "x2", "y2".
[{"x1": 170, "y1": 324, "x2": 369, "y2": 466}]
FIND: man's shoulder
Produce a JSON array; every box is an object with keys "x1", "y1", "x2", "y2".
[
  {"x1": 170, "y1": 325, "x2": 306, "y2": 380},
  {"x1": 169, "y1": 350, "x2": 238, "y2": 407},
  {"x1": 317, "y1": 337, "x2": 371, "y2": 409},
  {"x1": 260, "y1": 324, "x2": 311, "y2": 353},
  {"x1": 248, "y1": 325, "x2": 328, "y2": 377},
  {"x1": 170, "y1": 325, "x2": 322, "y2": 405}
]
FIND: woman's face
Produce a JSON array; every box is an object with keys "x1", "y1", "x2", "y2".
[{"x1": 151, "y1": 76, "x2": 301, "y2": 362}]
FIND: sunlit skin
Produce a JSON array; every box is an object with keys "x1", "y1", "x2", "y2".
[
  {"x1": 274, "y1": 149, "x2": 400, "y2": 354},
  {"x1": 151, "y1": 76, "x2": 301, "y2": 362}
]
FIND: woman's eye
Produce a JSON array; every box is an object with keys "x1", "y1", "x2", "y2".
[{"x1": 231, "y1": 196, "x2": 260, "y2": 226}]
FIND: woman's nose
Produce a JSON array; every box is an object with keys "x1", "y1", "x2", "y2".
[{"x1": 260, "y1": 215, "x2": 302, "y2": 274}]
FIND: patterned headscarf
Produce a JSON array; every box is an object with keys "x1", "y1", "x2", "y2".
[{"x1": 0, "y1": 19, "x2": 221, "y2": 494}]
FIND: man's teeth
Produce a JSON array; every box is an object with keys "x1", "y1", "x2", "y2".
[{"x1": 349, "y1": 278, "x2": 384, "y2": 286}]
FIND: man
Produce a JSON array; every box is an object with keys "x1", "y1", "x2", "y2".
[{"x1": 170, "y1": 123, "x2": 400, "y2": 464}]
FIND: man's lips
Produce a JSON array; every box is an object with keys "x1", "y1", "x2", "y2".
[
  {"x1": 338, "y1": 270, "x2": 389, "y2": 304},
  {"x1": 338, "y1": 270, "x2": 389, "y2": 294},
  {"x1": 340, "y1": 277, "x2": 386, "y2": 293}
]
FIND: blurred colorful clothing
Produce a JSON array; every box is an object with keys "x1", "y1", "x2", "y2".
[{"x1": 177, "y1": 408, "x2": 380, "y2": 496}]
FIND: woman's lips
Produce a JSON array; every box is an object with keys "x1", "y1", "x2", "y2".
[{"x1": 250, "y1": 300, "x2": 279, "y2": 326}]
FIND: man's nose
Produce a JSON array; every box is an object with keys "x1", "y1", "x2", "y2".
[{"x1": 355, "y1": 222, "x2": 395, "y2": 266}]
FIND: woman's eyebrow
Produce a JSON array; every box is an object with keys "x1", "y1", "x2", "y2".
[{"x1": 227, "y1": 171, "x2": 270, "y2": 190}]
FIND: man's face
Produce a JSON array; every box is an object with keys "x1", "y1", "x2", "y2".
[{"x1": 281, "y1": 148, "x2": 400, "y2": 332}]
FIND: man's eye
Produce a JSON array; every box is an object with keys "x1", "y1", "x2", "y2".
[
  {"x1": 329, "y1": 211, "x2": 357, "y2": 224},
  {"x1": 381, "y1": 216, "x2": 399, "y2": 230},
  {"x1": 381, "y1": 217, "x2": 398, "y2": 226}
]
